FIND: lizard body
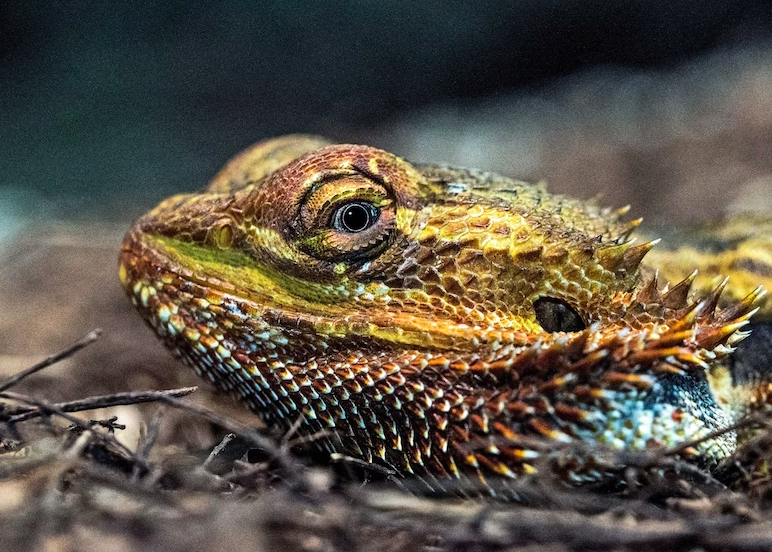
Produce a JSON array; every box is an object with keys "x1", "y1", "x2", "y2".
[{"x1": 120, "y1": 136, "x2": 771, "y2": 494}]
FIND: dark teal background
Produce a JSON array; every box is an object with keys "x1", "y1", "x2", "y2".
[{"x1": 1, "y1": 1, "x2": 770, "y2": 222}]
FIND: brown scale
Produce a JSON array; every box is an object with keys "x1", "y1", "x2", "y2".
[{"x1": 120, "y1": 135, "x2": 769, "y2": 497}]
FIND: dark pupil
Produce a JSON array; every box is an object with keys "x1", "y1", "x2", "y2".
[
  {"x1": 533, "y1": 297, "x2": 586, "y2": 333},
  {"x1": 336, "y1": 202, "x2": 375, "y2": 233}
]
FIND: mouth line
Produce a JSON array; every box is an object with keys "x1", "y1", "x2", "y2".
[
  {"x1": 120, "y1": 230, "x2": 549, "y2": 351},
  {"x1": 120, "y1": 231, "x2": 409, "y2": 340},
  {"x1": 121, "y1": 231, "x2": 350, "y2": 346},
  {"x1": 121, "y1": 230, "x2": 247, "y2": 301}
]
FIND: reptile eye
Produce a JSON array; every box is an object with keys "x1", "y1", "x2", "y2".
[
  {"x1": 332, "y1": 202, "x2": 378, "y2": 233},
  {"x1": 295, "y1": 174, "x2": 396, "y2": 262},
  {"x1": 533, "y1": 297, "x2": 585, "y2": 333}
]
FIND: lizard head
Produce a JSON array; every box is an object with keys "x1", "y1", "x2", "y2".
[
  {"x1": 120, "y1": 136, "x2": 768, "y2": 474},
  {"x1": 120, "y1": 139, "x2": 687, "y2": 356}
]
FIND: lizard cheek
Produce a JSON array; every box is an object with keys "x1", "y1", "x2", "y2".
[{"x1": 533, "y1": 297, "x2": 586, "y2": 333}]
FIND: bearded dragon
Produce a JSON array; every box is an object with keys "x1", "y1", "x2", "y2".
[{"x1": 120, "y1": 135, "x2": 772, "y2": 494}]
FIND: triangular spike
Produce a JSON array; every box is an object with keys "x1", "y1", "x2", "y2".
[
  {"x1": 619, "y1": 238, "x2": 660, "y2": 273},
  {"x1": 668, "y1": 299, "x2": 703, "y2": 332},
  {"x1": 697, "y1": 310, "x2": 760, "y2": 349},
  {"x1": 697, "y1": 319, "x2": 751, "y2": 349},
  {"x1": 727, "y1": 329, "x2": 753, "y2": 346},
  {"x1": 614, "y1": 205, "x2": 632, "y2": 217},
  {"x1": 597, "y1": 239, "x2": 635, "y2": 271},
  {"x1": 674, "y1": 351, "x2": 710, "y2": 369},
  {"x1": 697, "y1": 276, "x2": 730, "y2": 322},
  {"x1": 618, "y1": 217, "x2": 643, "y2": 242},
  {"x1": 626, "y1": 347, "x2": 692, "y2": 366},
  {"x1": 637, "y1": 270, "x2": 661, "y2": 304},
  {"x1": 564, "y1": 328, "x2": 590, "y2": 356},
  {"x1": 716, "y1": 286, "x2": 767, "y2": 324},
  {"x1": 740, "y1": 306, "x2": 762, "y2": 323},
  {"x1": 662, "y1": 270, "x2": 697, "y2": 310},
  {"x1": 568, "y1": 349, "x2": 609, "y2": 372},
  {"x1": 655, "y1": 328, "x2": 700, "y2": 348}
]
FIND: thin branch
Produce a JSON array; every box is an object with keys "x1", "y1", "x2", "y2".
[
  {"x1": 280, "y1": 414, "x2": 306, "y2": 450},
  {"x1": 0, "y1": 390, "x2": 147, "y2": 469},
  {"x1": 330, "y1": 453, "x2": 397, "y2": 477},
  {"x1": 285, "y1": 428, "x2": 333, "y2": 449},
  {"x1": 132, "y1": 406, "x2": 165, "y2": 482},
  {"x1": 4, "y1": 386, "x2": 198, "y2": 423},
  {"x1": 0, "y1": 329, "x2": 102, "y2": 392},
  {"x1": 203, "y1": 432, "x2": 236, "y2": 469}
]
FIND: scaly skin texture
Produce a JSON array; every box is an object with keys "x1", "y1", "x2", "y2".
[{"x1": 120, "y1": 136, "x2": 771, "y2": 494}]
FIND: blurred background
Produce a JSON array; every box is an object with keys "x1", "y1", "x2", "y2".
[
  {"x1": 3, "y1": 1, "x2": 772, "y2": 228},
  {"x1": 1, "y1": 1, "x2": 771, "y2": 403}
]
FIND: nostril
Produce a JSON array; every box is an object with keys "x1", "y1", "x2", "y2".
[{"x1": 533, "y1": 297, "x2": 586, "y2": 333}]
